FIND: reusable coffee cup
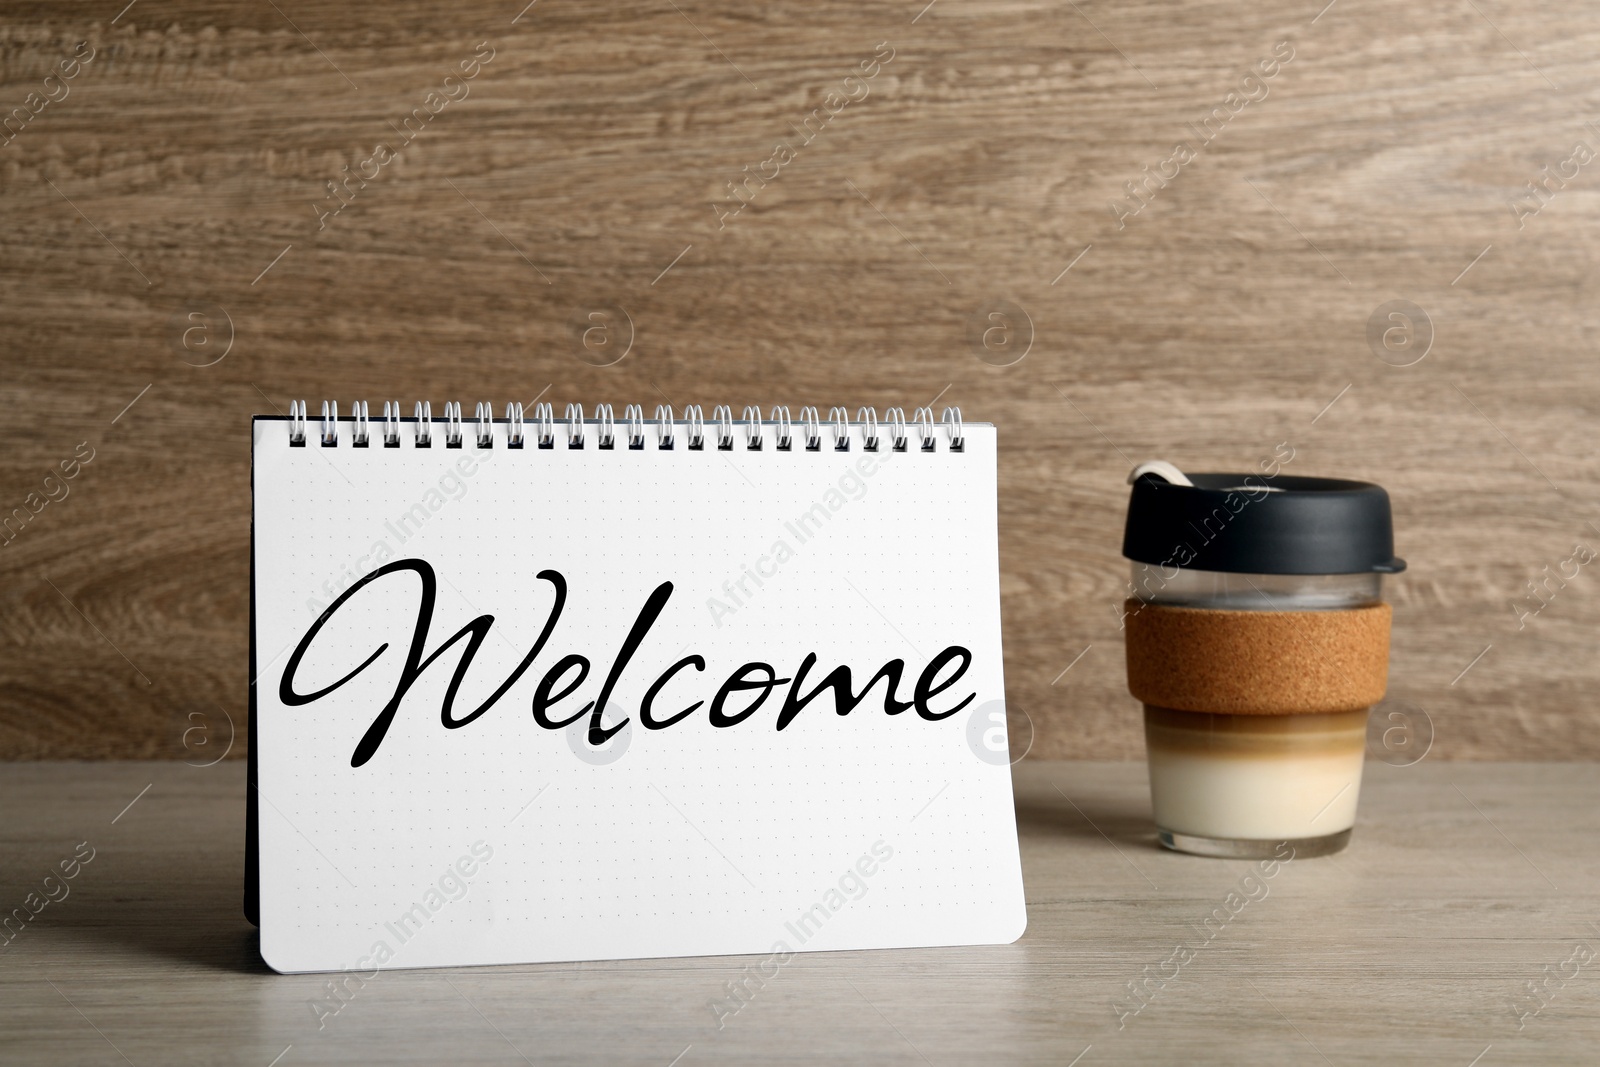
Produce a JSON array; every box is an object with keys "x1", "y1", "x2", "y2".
[{"x1": 1120, "y1": 461, "x2": 1404, "y2": 858}]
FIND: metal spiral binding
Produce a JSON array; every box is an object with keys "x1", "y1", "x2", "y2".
[
  {"x1": 279, "y1": 402, "x2": 970, "y2": 453},
  {"x1": 712, "y1": 405, "x2": 735, "y2": 451},
  {"x1": 624, "y1": 404, "x2": 646, "y2": 450},
  {"x1": 414, "y1": 401, "x2": 433, "y2": 447},
  {"x1": 475, "y1": 402, "x2": 494, "y2": 448},
  {"x1": 320, "y1": 401, "x2": 338, "y2": 447},
  {"x1": 383, "y1": 401, "x2": 401, "y2": 447},
  {"x1": 828, "y1": 406, "x2": 850, "y2": 451},
  {"x1": 856, "y1": 406, "x2": 879, "y2": 451},
  {"x1": 942, "y1": 407, "x2": 964, "y2": 451},
  {"x1": 799, "y1": 406, "x2": 821, "y2": 451},
  {"x1": 443, "y1": 402, "x2": 463, "y2": 448},
  {"x1": 884, "y1": 407, "x2": 907, "y2": 451},
  {"x1": 565, "y1": 403, "x2": 584, "y2": 448},
  {"x1": 504, "y1": 402, "x2": 524, "y2": 448},
  {"x1": 534, "y1": 403, "x2": 555, "y2": 448},
  {"x1": 769, "y1": 406, "x2": 792, "y2": 450},
  {"x1": 914, "y1": 407, "x2": 936, "y2": 451},
  {"x1": 683, "y1": 405, "x2": 705, "y2": 450}
]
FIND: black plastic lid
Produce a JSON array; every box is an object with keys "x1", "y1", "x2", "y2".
[{"x1": 1121, "y1": 471, "x2": 1405, "y2": 576}]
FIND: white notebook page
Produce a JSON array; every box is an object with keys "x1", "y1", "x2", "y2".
[{"x1": 251, "y1": 415, "x2": 1025, "y2": 973}]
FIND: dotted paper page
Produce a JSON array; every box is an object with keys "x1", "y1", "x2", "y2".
[{"x1": 251, "y1": 417, "x2": 1025, "y2": 973}]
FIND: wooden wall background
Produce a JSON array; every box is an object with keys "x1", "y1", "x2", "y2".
[{"x1": 2, "y1": 0, "x2": 1597, "y2": 760}]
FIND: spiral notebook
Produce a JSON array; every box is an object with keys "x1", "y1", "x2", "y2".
[{"x1": 248, "y1": 400, "x2": 1025, "y2": 974}]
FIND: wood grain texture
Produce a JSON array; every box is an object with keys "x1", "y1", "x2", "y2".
[
  {"x1": 1, "y1": 760, "x2": 1596, "y2": 1064},
  {"x1": 2, "y1": 2, "x2": 1599, "y2": 758}
]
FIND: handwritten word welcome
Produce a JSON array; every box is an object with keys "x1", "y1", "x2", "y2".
[{"x1": 281, "y1": 561, "x2": 977, "y2": 767}]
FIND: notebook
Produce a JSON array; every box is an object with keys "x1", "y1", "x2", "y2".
[{"x1": 247, "y1": 400, "x2": 1025, "y2": 973}]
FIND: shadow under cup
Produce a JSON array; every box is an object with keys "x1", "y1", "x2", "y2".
[{"x1": 1143, "y1": 705, "x2": 1369, "y2": 857}]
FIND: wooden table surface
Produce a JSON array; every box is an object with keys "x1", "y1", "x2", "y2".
[{"x1": 2, "y1": 759, "x2": 1595, "y2": 1065}]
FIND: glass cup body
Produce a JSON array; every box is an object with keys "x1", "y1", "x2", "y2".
[{"x1": 1133, "y1": 564, "x2": 1382, "y2": 858}]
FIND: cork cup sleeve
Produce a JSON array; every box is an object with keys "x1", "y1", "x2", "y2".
[{"x1": 1124, "y1": 601, "x2": 1391, "y2": 715}]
